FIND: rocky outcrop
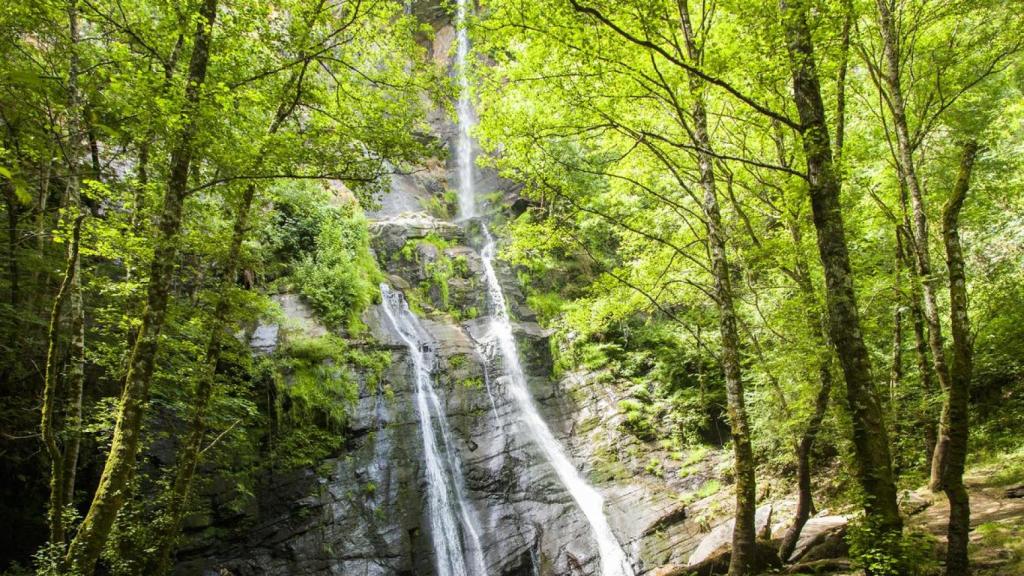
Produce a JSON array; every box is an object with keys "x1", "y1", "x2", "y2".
[
  {"x1": 687, "y1": 505, "x2": 774, "y2": 567},
  {"x1": 179, "y1": 190, "x2": 756, "y2": 576},
  {"x1": 786, "y1": 515, "x2": 849, "y2": 564}
]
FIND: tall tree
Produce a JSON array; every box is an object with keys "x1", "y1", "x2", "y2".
[
  {"x1": 677, "y1": 3, "x2": 756, "y2": 572},
  {"x1": 939, "y1": 139, "x2": 979, "y2": 575},
  {"x1": 65, "y1": 1, "x2": 219, "y2": 571},
  {"x1": 872, "y1": 0, "x2": 953, "y2": 489},
  {"x1": 39, "y1": 215, "x2": 84, "y2": 547},
  {"x1": 60, "y1": 0, "x2": 87, "y2": 534},
  {"x1": 778, "y1": 0, "x2": 903, "y2": 554}
]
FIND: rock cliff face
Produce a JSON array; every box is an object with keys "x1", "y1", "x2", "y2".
[
  {"x1": 173, "y1": 5, "x2": 750, "y2": 576},
  {"x1": 175, "y1": 175, "x2": 752, "y2": 576}
]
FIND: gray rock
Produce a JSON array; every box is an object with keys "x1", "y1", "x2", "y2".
[
  {"x1": 787, "y1": 515, "x2": 849, "y2": 563},
  {"x1": 688, "y1": 504, "x2": 774, "y2": 566}
]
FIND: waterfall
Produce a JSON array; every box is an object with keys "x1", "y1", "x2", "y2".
[
  {"x1": 454, "y1": 0, "x2": 476, "y2": 219},
  {"x1": 477, "y1": 226, "x2": 634, "y2": 576},
  {"x1": 379, "y1": 285, "x2": 487, "y2": 576},
  {"x1": 450, "y1": 2, "x2": 631, "y2": 572}
]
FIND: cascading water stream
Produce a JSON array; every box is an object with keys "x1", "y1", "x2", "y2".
[
  {"x1": 454, "y1": 0, "x2": 476, "y2": 219},
  {"x1": 477, "y1": 226, "x2": 634, "y2": 576},
  {"x1": 379, "y1": 285, "x2": 487, "y2": 576}
]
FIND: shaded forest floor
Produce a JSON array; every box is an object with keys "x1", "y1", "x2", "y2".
[
  {"x1": 909, "y1": 470, "x2": 1024, "y2": 575},
  {"x1": 783, "y1": 461, "x2": 1024, "y2": 576}
]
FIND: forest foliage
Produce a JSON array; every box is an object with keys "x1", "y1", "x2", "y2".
[
  {"x1": 0, "y1": 0, "x2": 1022, "y2": 575},
  {"x1": 0, "y1": 0, "x2": 433, "y2": 572}
]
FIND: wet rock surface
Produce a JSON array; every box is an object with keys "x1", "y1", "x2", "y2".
[{"x1": 178, "y1": 181, "x2": 751, "y2": 575}]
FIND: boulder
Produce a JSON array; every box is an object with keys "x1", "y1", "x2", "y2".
[
  {"x1": 899, "y1": 489, "x2": 933, "y2": 516},
  {"x1": 688, "y1": 504, "x2": 774, "y2": 566},
  {"x1": 787, "y1": 515, "x2": 849, "y2": 563},
  {"x1": 368, "y1": 213, "x2": 462, "y2": 258},
  {"x1": 684, "y1": 540, "x2": 781, "y2": 576}
]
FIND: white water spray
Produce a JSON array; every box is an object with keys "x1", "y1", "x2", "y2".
[
  {"x1": 454, "y1": 0, "x2": 476, "y2": 219},
  {"x1": 379, "y1": 285, "x2": 487, "y2": 576},
  {"x1": 477, "y1": 226, "x2": 633, "y2": 576}
]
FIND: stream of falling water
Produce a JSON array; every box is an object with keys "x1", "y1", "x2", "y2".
[
  {"x1": 477, "y1": 226, "x2": 634, "y2": 576},
  {"x1": 455, "y1": 0, "x2": 476, "y2": 220},
  {"x1": 379, "y1": 285, "x2": 487, "y2": 576},
  {"x1": 451, "y1": 1, "x2": 631, "y2": 572}
]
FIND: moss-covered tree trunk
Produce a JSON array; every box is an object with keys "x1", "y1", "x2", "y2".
[
  {"x1": 40, "y1": 215, "x2": 84, "y2": 547},
  {"x1": 776, "y1": 14, "x2": 850, "y2": 549},
  {"x1": 678, "y1": 4, "x2": 757, "y2": 573},
  {"x1": 940, "y1": 140, "x2": 978, "y2": 575},
  {"x1": 64, "y1": 1, "x2": 218, "y2": 572},
  {"x1": 779, "y1": 0, "x2": 903, "y2": 558}
]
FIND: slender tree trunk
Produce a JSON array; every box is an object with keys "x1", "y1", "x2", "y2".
[
  {"x1": 678, "y1": 4, "x2": 756, "y2": 572},
  {"x1": 40, "y1": 216, "x2": 85, "y2": 547},
  {"x1": 4, "y1": 183, "x2": 17, "y2": 311},
  {"x1": 61, "y1": 0, "x2": 87, "y2": 523},
  {"x1": 897, "y1": 220, "x2": 939, "y2": 467},
  {"x1": 65, "y1": 2, "x2": 218, "y2": 573},
  {"x1": 889, "y1": 229, "x2": 906, "y2": 469},
  {"x1": 940, "y1": 140, "x2": 978, "y2": 575},
  {"x1": 778, "y1": 222, "x2": 835, "y2": 561},
  {"x1": 779, "y1": 0, "x2": 903, "y2": 559},
  {"x1": 772, "y1": 35, "x2": 852, "y2": 551},
  {"x1": 873, "y1": 0, "x2": 953, "y2": 489},
  {"x1": 780, "y1": 362, "x2": 832, "y2": 561}
]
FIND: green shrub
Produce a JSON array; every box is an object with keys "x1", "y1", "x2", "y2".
[
  {"x1": 847, "y1": 515, "x2": 938, "y2": 576},
  {"x1": 292, "y1": 204, "x2": 383, "y2": 332}
]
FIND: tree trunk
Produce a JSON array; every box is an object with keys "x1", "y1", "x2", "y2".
[
  {"x1": 61, "y1": 0, "x2": 87, "y2": 525},
  {"x1": 776, "y1": 12, "x2": 853, "y2": 551},
  {"x1": 940, "y1": 140, "x2": 978, "y2": 575},
  {"x1": 889, "y1": 229, "x2": 906, "y2": 470},
  {"x1": 4, "y1": 183, "x2": 17, "y2": 312},
  {"x1": 899, "y1": 224, "x2": 939, "y2": 468},
  {"x1": 40, "y1": 215, "x2": 85, "y2": 547},
  {"x1": 873, "y1": 0, "x2": 953, "y2": 490},
  {"x1": 779, "y1": 0, "x2": 903, "y2": 557},
  {"x1": 64, "y1": 2, "x2": 218, "y2": 573},
  {"x1": 678, "y1": 4, "x2": 756, "y2": 572},
  {"x1": 779, "y1": 362, "x2": 832, "y2": 561}
]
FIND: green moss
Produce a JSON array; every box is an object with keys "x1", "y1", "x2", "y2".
[
  {"x1": 645, "y1": 458, "x2": 664, "y2": 478},
  {"x1": 591, "y1": 444, "x2": 630, "y2": 482},
  {"x1": 261, "y1": 334, "x2": 391, "y2": 468},
  {"x1": 577, "y1": 416, "x2": 601, "y2": 434},
  {"x1": 695, "y1": 479, "x2": 721, "y2": 499},
  {"x1": 449, "y1": 353, "x2": 468, "y2": 370}
]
